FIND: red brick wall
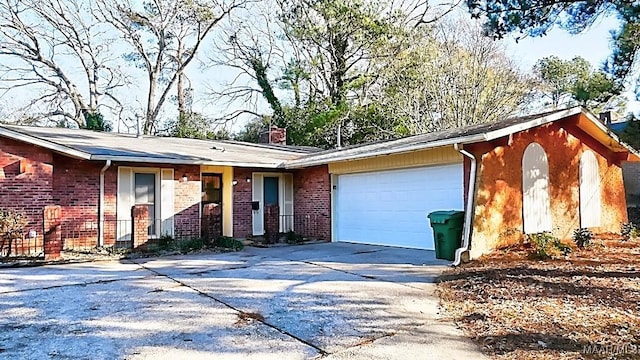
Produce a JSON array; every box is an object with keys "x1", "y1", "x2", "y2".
[
  {"x1": 466, "y1": 114, "x2": 628, "y2": 257},
  {"x1": 293, "y1": 165, "x2": 331, "y2": 241},
  {"x1": 232, "y1": 168, "x2": 254, "y2": 238},
  {"x1": 173, "y1": 165, "x2": 201, "y2": 239},
  {"x1": 0, "y1": 137, "x2": 54, "y2": 243},
  {"x1": 52, "y1": 154, "x2": 102, "y2": 248}
]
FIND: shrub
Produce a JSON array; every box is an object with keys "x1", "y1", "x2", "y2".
[
  {"x1": 177, "y1": 238, "x2": 206, "y2": 252},
  {"x1": 157, "y1": 234, "x2": 174, "y2": 250},
  {"x1": 0, "y1": 210, "x2": 28, "y2": 257},
  {"x1": 572, "y1": 228, "x2": 594, "y2": 248},
  {"x1": 621, "y1": 222, "x2": 639, "y2": 240},
  {"x1": 214, "y1": 236, "x2": 244, "y2": 251},
  {"x1": 285, "y1": 230, "x2": 304, "y2": 244},
  {"x1": 527, "y1": 232, "x2": 567, "y2": 259}
]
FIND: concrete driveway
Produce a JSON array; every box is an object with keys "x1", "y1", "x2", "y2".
[{"x1": 0, "y1": 243, "x2": 486, "y2": 359}]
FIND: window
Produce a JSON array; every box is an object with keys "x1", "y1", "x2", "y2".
[
  {"x1": 135, "y1": 173, "x2": 156, "y2": 235},
  {"x1": 202, "y1": 173, "x2": 222, "y2": 205}
]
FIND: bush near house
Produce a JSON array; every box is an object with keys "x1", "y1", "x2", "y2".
[
  {"x1": 145, "y1": 235, "x2": 243, "y2": 254},
  {"x1": 572, "y1": 228, "x2": 594, "y2": 248},
  {"x1": 0, "y1": 210, "x2": 28, "y2": 257},
  {"x1": 437, "y1": 234, "x2": 640, "y2": 359},
  {"x1": 526, "y1": 232, "x2": 571, "y2": 259}
]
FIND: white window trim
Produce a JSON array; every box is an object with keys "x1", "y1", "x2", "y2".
[
  {"x1": 120, "y1": 167, "x2": 162, "y2": 238},
  {"x1": 252, "y1": 172, "x2": 294, "y2": 235}
]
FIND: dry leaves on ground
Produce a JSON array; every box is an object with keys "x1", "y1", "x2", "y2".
[{"x1": 436, "y1": 235, "x2": 640, "y2": 360}]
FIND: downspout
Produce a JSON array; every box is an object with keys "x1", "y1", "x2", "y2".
[
  {"x1": 98, "y1": 160, "x2": 111, "y2": 247},
  {"x1": 453, "y1": 144, "x2": 477, "y2": 266}
]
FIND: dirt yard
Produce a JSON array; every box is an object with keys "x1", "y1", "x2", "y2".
[{"x1": 437, "y1": 235, "x2": 640, "y2": 360}]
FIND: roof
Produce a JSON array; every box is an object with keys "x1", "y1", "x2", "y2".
[
  {"x1": 0, "y1": 125, "x2": 317, "y2": 168},
  {"x1": 610, "y1": 121, "x2": 628, "y2": 133},
  {"x1": 1, "y1": 107, "x2": 637, "y2": 168},
  {"x1": 286, "y1": 107, "x2": 640, "y2": 168}
]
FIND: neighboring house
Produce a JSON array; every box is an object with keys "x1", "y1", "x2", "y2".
[
  {"x1": 608, "y1": 120, "x2": 640, "y2": 207},
  {"x1": 1, "y1": 107, "x2": 638, "y2": 260}
]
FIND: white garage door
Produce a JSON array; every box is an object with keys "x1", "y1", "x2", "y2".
[{"x1": 334, "y1": 163, "x2": 464, "y2": 250}]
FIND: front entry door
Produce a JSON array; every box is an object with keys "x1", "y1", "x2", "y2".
[
  {"x1": 264, "y1": 177, "x2": 279, "y2": 206},
  {"x1": 252, "y1": 173, "x2": 294, "y2": 236},
  {"x1": 201, "y1": 173, "x2": 223, "y2": 239}
]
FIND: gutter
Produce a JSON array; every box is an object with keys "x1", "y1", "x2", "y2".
[
  {"x1": 98, "y1": 160, "x2": 111, "y2": 247},
  {"x1": 453, "y1": 143, "x2": 477, "y2": 266}
]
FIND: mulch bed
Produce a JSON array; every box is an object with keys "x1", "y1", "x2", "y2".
[{"x1": 436, "y1": 234, "x2": 640, "y2": 360}]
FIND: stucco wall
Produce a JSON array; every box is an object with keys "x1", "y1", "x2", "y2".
[
  {"x1": 466, "y1": 118, "x2": 628, "y2": 258},
  {"x1": 622, "y1": 161, "x2": 640, "y2": 207}
]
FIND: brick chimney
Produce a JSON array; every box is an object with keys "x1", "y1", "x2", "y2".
[
  {"x1": 599, "y1": 111, "x2": 612, "y2": 127},
  {"x1": 259, "y1": 126, "x2": 287, "y2": 145}
]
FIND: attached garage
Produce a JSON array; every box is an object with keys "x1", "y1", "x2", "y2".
[{"x1": 333, "y1": 163, "x2": 464, "y2": 250}]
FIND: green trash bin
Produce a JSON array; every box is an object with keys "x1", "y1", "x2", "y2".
[{"x1": 427, "y1": 211, "x2": 465, "y2": 261}]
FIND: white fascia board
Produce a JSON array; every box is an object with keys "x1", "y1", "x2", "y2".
[
  {"x1": 285, "y1": 133, "x2": 487, "y2": 169},
  {"x1": 581, "y1": 110, "x2": 640, "y2": 158},
  {"x1": 483, "y1": 107, "x2": 583, "y2": 142},
  {"x1": 90, "y1": 154, "x2": 286, "y2": 168},
  {"x1": 0, "y1": 126, "x2": 92, "y2": 160}
]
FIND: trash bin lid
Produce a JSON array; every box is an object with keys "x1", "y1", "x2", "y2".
[{"x1": 427, "y1": 210, "x2": 465, "y2": 224}]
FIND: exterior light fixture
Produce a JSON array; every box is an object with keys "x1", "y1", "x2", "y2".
[
  {"x1": 232, "y1": 180, "x2": 238, "y2": 186},
  {"x1": 246, "y1": 177, "x2": 251, "y2": 183},
  {"x1": 181, "y1": 174, "x2": 188, "y2": 182}
]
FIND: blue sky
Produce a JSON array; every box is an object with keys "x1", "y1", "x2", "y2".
[
  {"x1": 504, "y1": 16, "x2": 619, "y2": 70},
  {"x1": 500, "y1": 14, "x2": 639, "y2": 114}
]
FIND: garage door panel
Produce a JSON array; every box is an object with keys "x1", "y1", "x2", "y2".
[{"x1": 335, "y1": 163, "x2": 464, "y2": 250}]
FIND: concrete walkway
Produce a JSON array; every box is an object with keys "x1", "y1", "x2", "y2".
[{"x1": 0, "y1": 243, "x2": 486, "y2": 359}]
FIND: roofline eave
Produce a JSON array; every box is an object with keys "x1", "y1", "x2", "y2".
[{"x1": 0, "y1": 126, "x2": 92, "y2": 160}]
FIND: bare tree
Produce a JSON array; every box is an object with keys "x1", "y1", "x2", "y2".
[
  {"x1": 374, "y1": 17, "x2": 533, "y2": 133},
  {"x1": 0, "y1": 0, "x2": 126, "y2": 127},
  {"x1": 207, "y1": 5, "x2": 294, "y2": 124},
  {"x1": 97, "y1": 0, "x2": 250, "y2": 134}
]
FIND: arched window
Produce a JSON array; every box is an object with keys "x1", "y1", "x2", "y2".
[
  {"x1": 522, "y1": 142, "x2": 552, "y2": 233},
  {"x1": 579, "y1": 150, "x2": 601, "y2": 228}
]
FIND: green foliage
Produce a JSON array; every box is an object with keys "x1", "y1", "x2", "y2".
[
  {"x1": 618, "y1": 117, "x2": 640, "y2": 150},
  {"x1": 169, "y1": 112, "x2": 229, "y2": 140},
  {"x1": 234, "y1": 117, "x2": 270, "y2": 143},
  {"x1": 83, "y1": 111, "x2": 112, "y2": 132},
  {"x1": 572, "y1": 228, "x2": 594, "y2": 248},
  {"x1": 214, "y1": 236, "x2": 244, "y2": 251},
  {"x1": 533, "y1": 55, "x2": 619, "y2": 111},
  {"x1": 467, "y1": 1, "x2": 639, "y2": 92},
  {"x1": 157, "y1": 234, "x2": 174, "y2": 251},
  {"x1": 285, "y1": 230, "x2": 304, "y2": 244},
  {"x1": 527, "y1": 232, "x2": 568, "y2": 259},
  {"x1": 621, "y1": 222, "x2": 639, "y2": 240},
  {"x1": 177, "y1": 238, "x2": 206, "y2": 252},
  {"x1": 375, "y1": 20, "x2": 531, "y2": 134}
]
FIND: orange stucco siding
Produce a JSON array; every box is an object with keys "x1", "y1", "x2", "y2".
[{"x1": 467, "y1": 115, "x2": 628, "y2": 258}]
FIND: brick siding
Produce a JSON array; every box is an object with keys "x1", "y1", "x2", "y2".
[
  {"x1": 232, "y1": 168, "x2": 255, "y2": 238},
  {"x1": 0, "y1": 137, "x2": 54, "y2": 244},
  {"x1": 293, "y1": 165, "x2": 331, "y2": 241}
]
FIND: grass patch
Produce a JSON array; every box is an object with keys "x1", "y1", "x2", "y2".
[{"x1": 437, "y1": 235, "x2": 640, "y2": 359}]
